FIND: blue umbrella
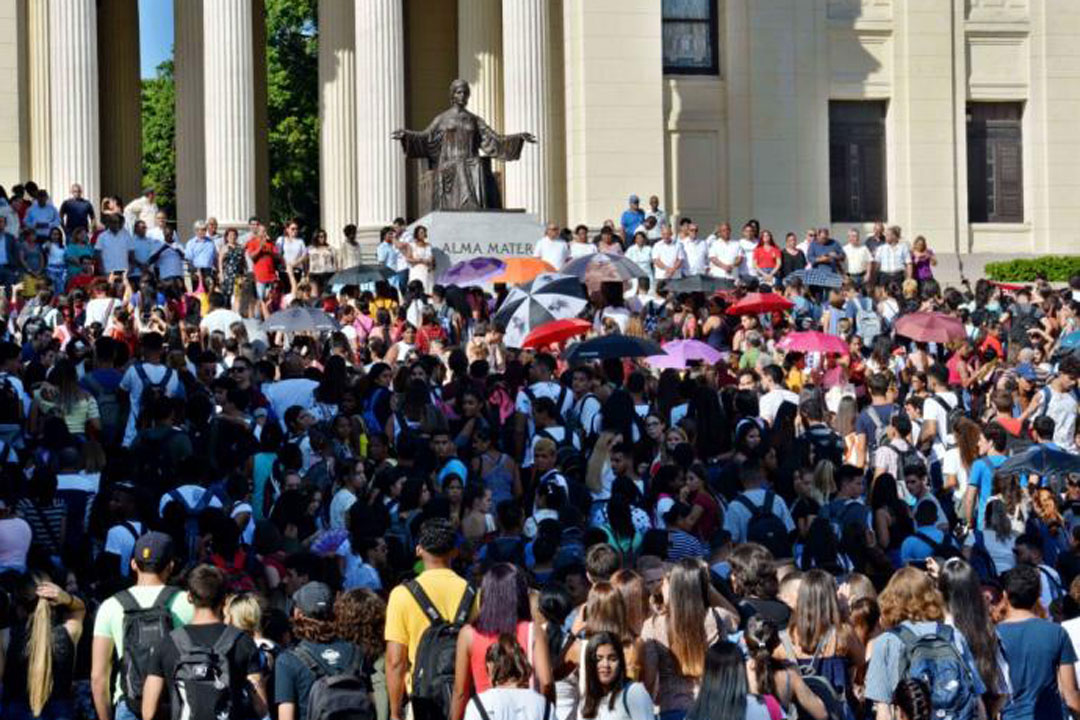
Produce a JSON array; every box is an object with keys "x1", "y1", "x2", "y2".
[{"x1": 997, "y1": 446, "x2": 1080, "y2": 478}]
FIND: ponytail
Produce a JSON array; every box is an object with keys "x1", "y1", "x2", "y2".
[{"x1": 27, "y1": 596, "x2": 54, "y2": 717}]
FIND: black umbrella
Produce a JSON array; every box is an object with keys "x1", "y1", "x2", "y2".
[
  {"x1": 664, "y1": 274, "x2": 735, "y2": 294},
  {"x1": 329, "y1": 264, "x2": 393, "y2": 287},
  {"x1": 565, "y1": 334, "x2": 663, "y2": 363},
  {"x1": 263, "y1": 306, "x2": 340, "y2": 333},
  {"x1": 996, "y1": 446, "x2": 1080, "y2": 477}
]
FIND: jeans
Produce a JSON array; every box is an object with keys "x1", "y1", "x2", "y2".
[
  {"x1": 114, "y1": 699, "x2": 139, "y2": 720},
  {"x1": 3, "y1": 698, "x2": 75, "y2": 720},
  {"x1": 659, "y1": 711, "x2": 687, "y2": 720}
]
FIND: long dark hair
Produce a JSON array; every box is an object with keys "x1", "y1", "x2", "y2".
[
  {"x1": 686, "y1": 640, "x2": 749, "y2": 720},
  {"x1": 474, "y1": 563, "x2": 530, "y2": 636},
  {"x1": 938, "y1": 559, "x2": 999, "y2": 695},
  {"x1": 743, "y1": 615, "x2": 782, "y2": 699},
  {"x1": 581, "y1": 632, "x2": 627, "y2": 719}
]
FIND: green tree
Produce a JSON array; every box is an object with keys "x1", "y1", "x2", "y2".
[
  {"x1": 265, "y1": 0, "x2": 319, "y2": 232},
  {"x1": 141, "y1": 59, "x2": 176, "y2": 220}
]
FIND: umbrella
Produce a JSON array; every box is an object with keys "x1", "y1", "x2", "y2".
[
  {"x1": 1061, "y1": 331, "x2": 1080, "y2": 351},
  {"x1": 726, "y1": 292, "x2": 794, "y2": 316},
  {"x1": 437, "y1": 257, "x2": 506, "y2": 286},
  {"x1": 494, "y1": 273, "x2": 588, "y2": 348},
  {"x1": 263, "y1": 306, "x2": 340, "y2": 333},
  {"x1": 566, "y1": 334, "x2": 663, "y2": 363},
  {"x1": 522, "y1": 318, "x2": 592, "y2": 349},
  {"x1": 777, "y1": 330, "x2": 850, "y2": 355},
  {"x1": 329, "y1": 264, "x2": 392, "y2": 286},
  {"x1": 562, "y1": 252, "x2": 648, "y2": 292},
  {"x1": 996, "y1": 446, "x2": 1080, "y2": 478},
  {"x1": 646, "y1": 339, "x2": 725, "y2": 369},
  {"x1": 490, "y1": 258, "x2": 555, "y2": 285},
  {"x1": 786, "y1": 267, "x2": 844, "y2": 289},
  {"x1": 894, "y1": 312, "x2": 966, "y2": 343},
  {"x1": 664, "y1": 275, "x2": 734, "y2": 294}
]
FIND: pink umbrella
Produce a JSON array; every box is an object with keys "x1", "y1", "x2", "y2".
[
  {"x1": 646, "y1": 339, "x2": 726, "y2": 369},
  {"x1": 894, "y1": 312, "x2": 966, "y2": 343},
  {"x1": 777, "y1": 330, "x2": 850, "y2": 355}
]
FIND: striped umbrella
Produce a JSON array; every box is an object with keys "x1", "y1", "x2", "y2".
[{"x1": 494, "y1": 273, "x2": 588, "y2": 348}]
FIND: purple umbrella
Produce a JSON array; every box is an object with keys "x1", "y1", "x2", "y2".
[
  {"x1": 646, "y1": 339, "x2": 726, "y2": 369},
  {"x1": 437, "y1": 257, "x2": 506, "y2": 286}
]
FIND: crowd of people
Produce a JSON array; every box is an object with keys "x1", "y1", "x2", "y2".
[{"x1": 0, "y1": 180, "x2": 1077, "y2": 720}]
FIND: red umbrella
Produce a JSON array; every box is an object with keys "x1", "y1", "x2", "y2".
[
  {"x1": 894, "y1": 312, "x2": 966, "y2": 343},
  {"x1": 777, "y1": 330, "x2": 850, "y2": 355},
  {"x1": 522, "y1": 318, "x2": 592, "y2": 349},
  {"x1": 726, "y1": 292, "x2": 794, "y2": 316}
]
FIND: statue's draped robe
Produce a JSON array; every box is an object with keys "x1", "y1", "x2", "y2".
[{"x1": 397, "y1": 109, "x2": 528, "y2": 211}]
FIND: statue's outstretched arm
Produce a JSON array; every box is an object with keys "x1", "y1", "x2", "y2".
[{"x1": 478, "y1": 116, "x2": 536, "y2": 161}]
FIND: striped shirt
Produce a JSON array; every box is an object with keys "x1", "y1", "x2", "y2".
[
  {"x1": 874, "y1": 241, "x2": 911, "y2": 274},
  {"x1": 16, "y1": 499, "x2": 65, "y2": 555}
]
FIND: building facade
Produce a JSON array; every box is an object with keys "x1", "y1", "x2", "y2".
[{"x1": 0, "y1": 0, "x2": 1076, "y2": 256}]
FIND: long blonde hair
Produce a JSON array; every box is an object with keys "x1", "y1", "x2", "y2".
[{"x1": 27, "y1": 589, "x2": 53, "y2": 716}]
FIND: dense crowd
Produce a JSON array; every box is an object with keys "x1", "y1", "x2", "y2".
[{"x1": 0, "y1": 183, "x2": 1077, "y2": 720}]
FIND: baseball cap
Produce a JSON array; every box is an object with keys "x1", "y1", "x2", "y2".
[
  {"x1": 628, "y1": 194, "x2": 640, "y2": 204},
  {"x1": 293, "y1": 581, "x2": 334, "y2": 619},
  {"x1": 134, "y1": 531, "x2": 174, "y2": 567},
  {"x1": 1015, "y1": 363, "x2": 1038, "y2": 382}
]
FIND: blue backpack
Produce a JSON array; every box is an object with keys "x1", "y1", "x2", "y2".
[
  {"x1": 967, "y1": 531, "x2": 998, "y2": 583},
  {"x1": 892, "y1": 623, "x2": 977, "y2": 720}
]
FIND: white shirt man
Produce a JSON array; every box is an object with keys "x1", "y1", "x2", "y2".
[
  {"x1": 123, "y1": 192, "x2": 158, "y2": 231},
  {"x1": 759, "y1": 367, "x2": 800, "y2": 426},
  {"x1": 874, "y1": 236, "x2": 912, "y2": 276},
  {"x1": 145, "y1": 212, "x2": 169, "y2": 243},
  {"x1": 96, "y1": 225, "x2": 135, "y2": 275},
  {"x1": 533, "y1": 225, "x2": 569, "y2": 269},
  {"x1": 119, "y1": 361, "x2": 183, "y2": 446},
  {"x1": 682, "y1": 234, "x2": 710, "y2": 276},
  {"x1": 738, "y1": 234, "x2": 758, "y2": 281},
  {"x1": 652, "y1": 229, "x2": 686, "y2": 280},
  {"x1": 924, "y1": 388, "x2": 959, "y2": 463},
  {"x1": 708, "y1": 233, "x2": 743, "y2": 279},
  {"x1": 843, "y1": 228, "x2": 873, "y2": 277},
  {"x1": 625, "y1": 234, "x2": 653, "y2": 279}
]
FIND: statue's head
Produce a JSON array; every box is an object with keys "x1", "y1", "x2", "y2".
[{"x1": 450, "y1": 79, "x2": 471, "y2": 108}]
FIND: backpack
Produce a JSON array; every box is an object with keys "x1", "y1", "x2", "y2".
[
  {"x1": 524, "y1": 385, "x2": 569, "y2": 424},
  {"x1": 0, "y1": 374, "x2": 22, "y2": 425},
  {"x1": 884, "y1": 441, "x2": 924, "y2": 476},
  {"x1": 913, "y1": 531, "x2": 962, "y2": 560},
  {"x1": 292, "y1": 643, "x2": 376, "y2": 720},
  {"x1": 1040, "y1": 565, "x2": 1065, "y2": 606},
  {"x1": 735, "y1": 491, "x2": 792, "y2": 558},
  {"x1": 854, "y1": 297, "x2": 882, "y2": 346},
  {"x1": 406, "y1": 580, "x2": 477, "y2": 719},
  {"x1": 116, "y1": 586, "x2": 180, "y2": 710},
  {"x1": 930, "y1": 395, "x2": 966, "y2": 437},
  {"x1": 865, "y1": 405, "x2": 892, "y2": 451},
  {"x1": 134, "y1": 428, "x2": 184, "y2": 494},
  {"x1": 133, "y1": 363, "x2": 174, "y2": 429},
  {"x1": 891, "y1": 623, "x2": 978, "y2": 720},
  {"x1": 210, "y1": 549, "x2": 258, "y2": 593},
  {"x1": 565, "y1": 393, "x2": 600, "y2": 449},
  {"x1": 538, "y1": 428, "x2": 586, "y2": 480},
  {"x1": 170, "y1": 625, "x2": 243, "y2": 720},
  {"x1": 779, "y1": 628, "x2": 847, "y2": 720},
  {"x1": 967, "y1": 531, "x2": 998, "y2": 583},
  {"x1": 82, "y1": 373, "x2": 128, "y2": 446},
  {"x1": 470, "y1": 695, "x2": 553, "y2": 720},
  {"x1": 168, "y1": 487, "x2": 220, "y2": 561}
]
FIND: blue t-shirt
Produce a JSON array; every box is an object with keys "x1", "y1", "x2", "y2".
[
  {"x1": 900, "y1": 526, "x2": 955, "y2": 565},
  {"x1": 620, "y1": 208, "x2": 645, "y2": 237},
  {"x1": 998, "y1": 618, "x2": 1077, "y2": 720},
  {"x1": 972, "y1": 455, "x2": 1008, "y2": 528}
]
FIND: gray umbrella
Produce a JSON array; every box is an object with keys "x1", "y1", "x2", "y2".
[{"x1": 263, "y1": 306, "x2": 340, "y2": 333}]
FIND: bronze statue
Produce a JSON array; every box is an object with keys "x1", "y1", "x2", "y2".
[{"x1": 392, "y1": 79, "x2": 536, "y2": 212}]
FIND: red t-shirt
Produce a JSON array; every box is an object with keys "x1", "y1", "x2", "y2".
[
  {"x1": 754, "y1": 244, "x2": 782, "y2": 270},
  {"x1": 245, "y1": 237, "x2": 278, "y2": 284}
]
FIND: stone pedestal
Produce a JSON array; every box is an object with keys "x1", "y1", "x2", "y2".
[{"x1": 406, "y1": 210, "x2": 543, "y2": 272}]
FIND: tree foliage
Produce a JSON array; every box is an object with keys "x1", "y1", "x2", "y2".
[
  {"x1": 141, "y1": 59, "x2": 176, "y2": 220},
  {"x1": 265, "y1": 0, "x2": 319, "y2": 233}
]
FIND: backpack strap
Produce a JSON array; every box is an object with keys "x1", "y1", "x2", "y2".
[
  {"x1": 291, "y1": 644, "x2": 328, "y2": 680},
  {"x1": 763, "y1": 490, "x2": 776, "y2": 518},
  {"x1": 172, "y1": 626, "x2": 196, "y2": 655},
  {"x1": 121, "y1": 521, "x2": 141, "y2": 542},
  {"x1": 212, "y1": 624, "x2": 243, "y2": 657},
  {"x1": 116, "y1": 589, "x2": 140, "y2": 614},
  {"x1": 153, "y1": 586, "x2": 180, "y2": 610},
  {"x1": 619, "y1": 687, "x2": 629, "y2": 719},
  {"x1": 134, "y1": 362, "x2": 150, "y2": 385},
  {"x1": 167, "y1": 489, "x2": 190, "y2": 513},
  {"x1": 913, "y1": 531, "x2": 944, "y2": 555},
  {"x1": 453, "y1": 584, "x2": 477, "y2": 626},
  {"x1": 405, "y1": 579, "x2": 444, "y2": 625},
  {"x1": 470, "y1": 696, "x2": 492, "y2": 720},
  {"x1": 734, "y1": 494, "x2": 762, "y2": 517}
]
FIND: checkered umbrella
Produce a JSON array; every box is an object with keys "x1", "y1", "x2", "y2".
[
  {"x1": 494, "y1": 273, "x2": 588, "y2": 348},
  {"x1": 786, "y1": 268, "x2": 844, "y2": 289}
]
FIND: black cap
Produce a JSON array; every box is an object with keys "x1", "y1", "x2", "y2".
[
  {"x1": 293, "y1": 581, "x2": 334, "y2": 619},
  {"x1": 133, "y1": 531, "x2": 174, "y2": 567}
]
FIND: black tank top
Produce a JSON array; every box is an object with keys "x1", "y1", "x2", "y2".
[{"x1": 1, "y1": 621, "x2": 76, "y2": 702}]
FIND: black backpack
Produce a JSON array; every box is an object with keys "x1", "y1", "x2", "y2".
[
  {"x1": 0, "y1": 374, "x2": 22, "y2": 425},
  {"x1": 406, "y1": 580, "x2": 476, "y2": 719},
  {"x1": 884, "y1": 441, "x2": 924, "y2": 475},
  {"x1": 292, "y1": 643, "x2": 375, "y2": 720},
  {"x1": 930, "y1": 395, "x2": 966, "y2": 437},
  {"x1": 170, "y1": 625, "x2": 243, "y2": 720},
  {"x1": 134, "y1": 428, "x2": 184, "y2": 494},
  {"x1": 735, "y1": 491, "x2": 792, "y2": 558},
  {"x1": 470, "y1": 694, "x2": 553, "y2": 720},
  {"x1": 116, "y1": 586, "x2": 180, "y2": 710},
  {"x1": 134, "y1": 363, "x2": 174, "y2": 429},
  {"x1": 967, "y1": 530, "x2": 998, "y2": 582},
  {"x1": 82, "y1": 373, "x2": 128, "y2": 447}
]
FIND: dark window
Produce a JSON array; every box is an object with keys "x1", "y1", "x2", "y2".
[
  {"x1": 967, "y1": 102, "x2": 1023, "y2": 223},
  {"x1": 662, "y1": 0, "x2": 718, "y2": 75},
  {"x1": 829, "y1": 101, "x2": 887, "y2": 223}
]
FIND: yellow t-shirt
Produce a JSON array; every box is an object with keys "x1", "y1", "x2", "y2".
[{"x1": 384, "y1": 568, "x2": 474, "y2": 669}]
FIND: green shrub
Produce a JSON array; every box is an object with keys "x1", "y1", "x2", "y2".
[{"x1": 984, "y1": 256, "x2": 1080, "y2": 282}]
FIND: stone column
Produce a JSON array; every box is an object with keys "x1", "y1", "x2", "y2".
[
  {"x1": 502, "y1": 0, "x2": 553, "y2": 221},
  {"x1": 175, "y1": 0, "x2": 205, "y2": 236},
  {"x1": 459, "y1": 0, "x2": 503, "y2": 132},
  {"x1": 50, "y1": 0, "x2": 99, "y2": 204},
  {"x1": 98, "y1": 0, "x2": 142, "y2": 203},
  {"x1": 319, "y1": 0, "x2": 358, "y2": 251},
  {"x1": 203, "y1": 0, "x2": 256, "y2": 228},
  {"x1": 27, "y1": 0, "x2": 49, "y2": 191},
  {"x1": 355, "y1": 0, "x2": 405, "y2": 239}
]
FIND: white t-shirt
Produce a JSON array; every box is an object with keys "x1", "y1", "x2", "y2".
[
  {"x1": 281, "y1": 237, "x2": 307, "y2": 266},
  {"x1": 625, "y1": 243, "x2": 653, "y2": 277},
  {"x1": 924, "y1": 391, "x2": 959, "y2": 460},
  {"x1": 652, "y1": 240, "x2": 686, "y2": 278},
  {"x1": 844, "y1": 244, "x2": 873, "y2": 275},
  {"x1": 569, "y1": 241, "x2": 597, "y2": 260},
  {"x1": 200, "y1": 308, "x2": 244, "y2": 337},
  {"x1": 261, "y1": 377, "x2": 319, "y2": 426},
  {"x1": 515, "y1": 380, "x2": 573, "y2": 437},
  {"x1": 84, "y1": 297, "x2": 119, "y2": 329},
  {"x1": 738, "y1": 238, "x2": 759, "y2": 278},
  {"x1": 329, "y1": 488, "x2": 357, "y2": 531},
  {"x1": 681, "y1": 237, "x2": 709, "y2": 276},
  {"x1": 759, "y1": 388, "x2": 799, "y2": 426},
  {"x1": 1043, "y1": 386, "x2": 1079, "y2": 452},
  {"x1": 533, "y1": 237, "x2": 569, "y2": 269},
  {"x1": 708, "y1": 238, "x2": 743, "y2": 279},
  {"x1": 464, "y1": 688, "x2": 551, "y2": 720},
  {"x1": 941, "y1": 446, "x2": 970, "y2": 503}
]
